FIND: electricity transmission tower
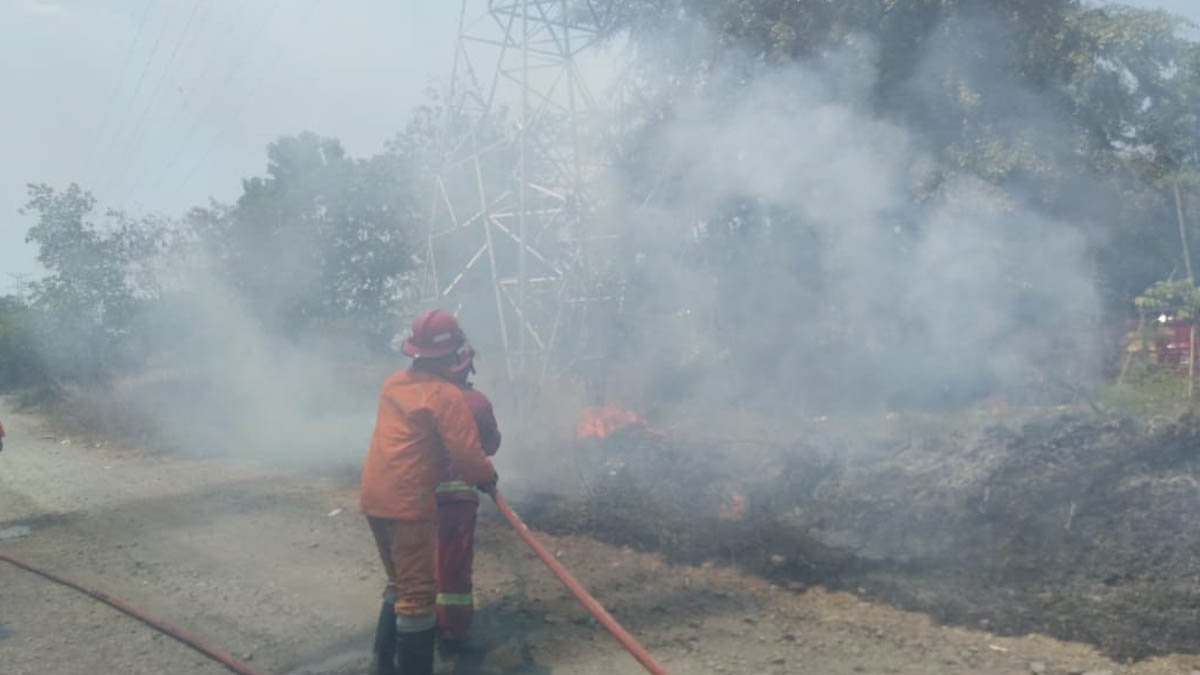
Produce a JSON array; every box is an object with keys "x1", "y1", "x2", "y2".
[{"x1": 421, "y1": 0, "x2": 622, "y2": 389}]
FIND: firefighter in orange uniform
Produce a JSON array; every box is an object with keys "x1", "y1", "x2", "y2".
[
  {"x1": 361, "y1": 310, "x2": 497, "y2": 675},
  {"x1": 435, "y1": 344, "x2": 501, "y2": 654}
]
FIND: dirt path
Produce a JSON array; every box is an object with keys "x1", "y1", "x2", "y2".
[{"x1": 0, "y1": 399, "x2": 1196, "y2": 674}]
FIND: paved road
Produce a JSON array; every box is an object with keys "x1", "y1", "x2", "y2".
[{"x1": 0, "y1": 399, "x2": 378, "y2": 674}]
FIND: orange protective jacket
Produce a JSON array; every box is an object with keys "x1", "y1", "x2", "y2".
[
  {"x1": 360, "y1": 369, "x2": 496, "y2": 521},
  {"x1": 436, "y1": 387, "x2": 501, "y2": 504}
]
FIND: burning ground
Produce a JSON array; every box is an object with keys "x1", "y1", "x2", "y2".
[{"x1": 518, "y1": 403, "x2": 1200, "y2": 662}]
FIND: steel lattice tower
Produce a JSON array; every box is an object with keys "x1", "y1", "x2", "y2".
[{"x1": 421, "y1": 0, "x2": 620, "y2": 387}]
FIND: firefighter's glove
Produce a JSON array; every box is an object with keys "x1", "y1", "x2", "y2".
[{"x1": 476, "y1": 473, "x2": 498, "y2": 495}]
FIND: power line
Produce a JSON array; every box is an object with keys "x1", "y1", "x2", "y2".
[
  {"x1": 149, "y1": 0, "x2": 283, "y2": 200},
  {"x1": 169, "y1": 0, "x2": 307, "y2": 202},
  {"x1": 80, "y1": 0, "x2": 155, "y2": 189},
  {"x1": 102, "y1": 0, "x2": 210, "y2": 199},
  {"x1": 135, "y1": 0, "x2": 254, "y2": 194},
  {"x1": 125, "y1": 1, "x2": 246, "y2": 201},
  {"x1": 111, "y1": 0, "x2": 216, "y2": 202},
  {"x1": 89, "y1": 0, "x2": 182, "y2": 193}
]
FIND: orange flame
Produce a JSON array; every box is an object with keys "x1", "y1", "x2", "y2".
[{"x1": 576, "y1": 404, "x2": 652, "y2": 440}]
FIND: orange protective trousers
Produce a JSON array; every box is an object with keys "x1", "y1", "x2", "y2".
[
  {"x1": 435, "y1": 501, "x2": 477, "y2": 640},
  {"x1": 367, "y1": 517, "x2": 437, "y2": 617}
]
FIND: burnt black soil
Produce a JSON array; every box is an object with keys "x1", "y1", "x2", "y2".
[{"x1": 517, "y1": 412, "x2": 1200, "y2": 661}]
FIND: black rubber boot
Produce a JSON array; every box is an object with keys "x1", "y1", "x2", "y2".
[
  {"x1": 371, "y1": 597, "x2": 399, "y2": 675},
  {"x1": 396, "y1": 627, "x2": 437, "y2": 675}
]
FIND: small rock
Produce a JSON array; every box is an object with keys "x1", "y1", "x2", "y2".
[
  {"x1": 241, "y1": 652, "x2": 254, "y2": 661},
  {"x1": 1030, "y1": 663, "x2": 1047, "y2": 674}
]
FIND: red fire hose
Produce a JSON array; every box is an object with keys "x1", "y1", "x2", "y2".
[
  {"x1": 488, "y1": 489, "x2": 669, "y2": 675},
  {"x1": 0, "y1": 551, "x2": 267, "y2": 675}
]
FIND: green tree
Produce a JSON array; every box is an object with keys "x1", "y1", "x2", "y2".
[
  {"x1": 189, "y1": 132, "x2": 422, "y2": 347},
  {"x1": 0, "y1": 295, "x2": 45, "y2": 389},
  {"x1": 21, "y1": 184, "x2": 165, "y2": 381}
]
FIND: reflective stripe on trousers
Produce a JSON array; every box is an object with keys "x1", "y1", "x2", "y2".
[
  {"x1": 436, "y1": 592, "x2": 473, "y2": 606},
  {"x1": 436, "y1": 481, "x2": 471, "y2": 493}
]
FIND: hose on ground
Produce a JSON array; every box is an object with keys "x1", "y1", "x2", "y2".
[
  {"x1": 4, "y1": 493, "x2": 671, "y2": 675},
  {"x1": 488, "y1": 488, "x2": 669, "y2": 674},
  {"x1": 0, "y1": 552, "x2": 267, "y2": 675}
]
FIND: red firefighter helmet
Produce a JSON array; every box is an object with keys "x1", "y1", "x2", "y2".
[{"x1": 401, "y1": 309, "x2": 465, "y2": 359}]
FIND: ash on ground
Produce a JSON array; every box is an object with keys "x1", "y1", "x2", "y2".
[{"x1": 515, "y1": 409, "x2": 1200, "y2": 661}]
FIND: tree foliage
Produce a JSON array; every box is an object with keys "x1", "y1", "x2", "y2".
[
  {"x1": 19, "y1": 184, "x2": 165, "y2": 381},
  {"x1": 1, "y1": 131, "x2": 427, "y2": 388},
  {"x1": 0, "y1": 295, "x2": 44, "y2": 389},
  {"x1": 187, "y1": 132, "x2": 422, "y2": 345},
  {"x1": 1135, "y1": 278, "x2": 1200, "y2": 320}
]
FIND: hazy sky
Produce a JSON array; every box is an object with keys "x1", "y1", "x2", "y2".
[
  {"x1": 0, "y1": 0, "x2": 457, "y2": 289},
  {"x1": 1, "y1": 0, "x2": 1197, "y2": 292}
]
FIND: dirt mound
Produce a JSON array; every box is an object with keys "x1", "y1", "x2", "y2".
[{"x1": 518, "y1": 410, "x2": 1200, "y2": 661}]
